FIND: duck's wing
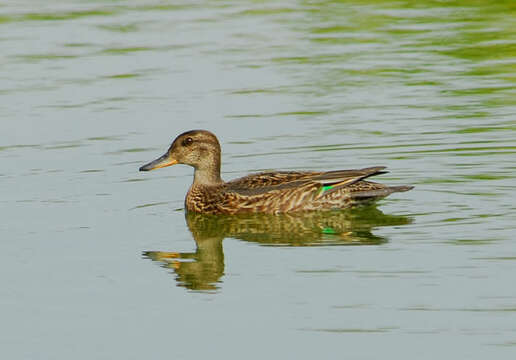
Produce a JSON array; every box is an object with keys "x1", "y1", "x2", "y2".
[
  {"x1": 225, "y1": 166, "x2": 389, "y2": 197},
  {"x1": 311, "y1": 166, "x2": 389, "y2": 198},
  {"x1": 219, "y1": 166, "x2": 411, "y2": 213}
]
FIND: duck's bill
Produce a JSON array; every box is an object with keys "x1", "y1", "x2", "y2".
[{"x1": 139, "y1": 153, "x2": 178, "y2": 171}]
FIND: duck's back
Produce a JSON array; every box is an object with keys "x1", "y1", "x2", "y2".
[{"x1": 226, "y1": 171, "x2": 318, "y2": 189}]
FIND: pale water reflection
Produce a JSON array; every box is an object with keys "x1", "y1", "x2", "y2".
[{"x1": 144, "y1": 207, "x2": 412, "y2": 290}]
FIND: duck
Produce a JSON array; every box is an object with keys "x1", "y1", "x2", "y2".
[{"x1": 139, "y1": 130, "x2": 413, "y2": 214}]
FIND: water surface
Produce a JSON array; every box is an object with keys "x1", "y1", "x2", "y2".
[{"x1": 1, "y1": 0, "x2": 515, "y2": 359}]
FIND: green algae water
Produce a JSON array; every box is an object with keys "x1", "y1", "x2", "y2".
[{"x1": 1, "y1": 1, "x2": 515, "y2": 359}]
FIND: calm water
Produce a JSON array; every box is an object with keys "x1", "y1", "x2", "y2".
[{"x1": 1, "y1": 0, "x2": 516, "y2": 358}]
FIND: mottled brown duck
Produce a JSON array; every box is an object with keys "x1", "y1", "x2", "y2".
[{"x1": 139, "y1": 130, "x2": 413, "y2": 214}]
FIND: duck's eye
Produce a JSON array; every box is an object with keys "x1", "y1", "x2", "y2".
[{"x1": 182, "y1": 137, "x2": 193, "y2": 147}]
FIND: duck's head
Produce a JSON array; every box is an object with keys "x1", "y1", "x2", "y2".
[{"x1": 139, "y1": 130, "x2": 222, "y2": 184}]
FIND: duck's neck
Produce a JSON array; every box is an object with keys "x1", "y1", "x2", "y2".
[{"x1": 193, "y1": 162, "x2": 223, "y2": 186}]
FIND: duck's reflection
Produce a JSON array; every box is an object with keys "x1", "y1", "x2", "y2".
[{"x1": 143, "y1": 207, "x2": 412, "y2": 291}]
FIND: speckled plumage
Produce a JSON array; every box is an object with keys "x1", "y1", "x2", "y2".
[{"x1": 140, "y1": 130, "x2": 413, "y2": 214}]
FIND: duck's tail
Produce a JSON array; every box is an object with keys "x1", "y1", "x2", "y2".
[{"x1": 351, "y1": 185, "x2": 414, "y2": 201}]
